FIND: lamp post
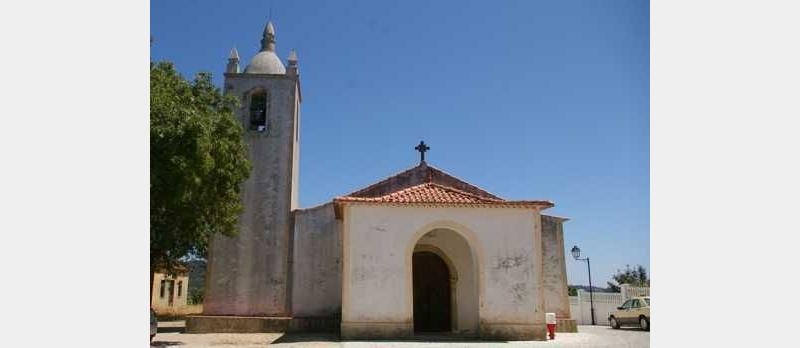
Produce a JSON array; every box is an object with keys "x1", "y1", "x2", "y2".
[{"x1": 571, "y1": 245, "x2": 596, "y2": 325}]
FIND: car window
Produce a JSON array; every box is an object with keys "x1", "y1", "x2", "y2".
[
  {"x1": 644, "y1": 298, "x2": 650, "y2": 306},
  {"x1": 621, "y1": 300, "x2": 632, "y2": 309},
  {"x1": 631, "y1": 300, "x2": 640, "y2": 308}
]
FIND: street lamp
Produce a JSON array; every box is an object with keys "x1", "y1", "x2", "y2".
[{"x1": 571, "y1": 245, "x2": 596, "y2": 325}]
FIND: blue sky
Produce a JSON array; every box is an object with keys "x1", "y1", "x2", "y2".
[{"x1": 151, "y1": 0, "x2": 649, "y2": 288}]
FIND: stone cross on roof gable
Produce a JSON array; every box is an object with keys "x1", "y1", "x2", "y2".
[{"x1": 415, "y1": 141, "x2": 430, "y2": 163}]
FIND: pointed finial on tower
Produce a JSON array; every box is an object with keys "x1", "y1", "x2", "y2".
[
  {"x1": 286, "y1": 49, "x2": 299, "y2": 76},
  {"x1": 288, "y1": 49, "x2": 298, "y2": 66},
  {"x1": 260, "y1": 21, "x2": 277, "y2": 52},
  {"x1": 226, "y1": 47, "x2": 240, "y2": 73}
]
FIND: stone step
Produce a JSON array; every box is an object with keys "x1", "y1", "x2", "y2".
[
  {"x1": 556, "y1": 318, "x2": 578, "y2": 333},
  {"x1": 186, "y1": 315, "x2": 340, "y2": 333}
]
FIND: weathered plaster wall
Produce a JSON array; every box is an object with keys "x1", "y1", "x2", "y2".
[
  {"x1": 291, "y1": 203, "x2": 342, "y2": 318},
  {"x1": 290, "y1": 82, "x2": 300, "y2": 210},
  {"x1": 341, "y1": 204, "x2": 547, "y2": 340},
  {"x1": 541, "y1": 215, "x2": 571, "y2": 319},
  {"x1": 203, "y1": 74, "x2": 300, "y2": 316}
]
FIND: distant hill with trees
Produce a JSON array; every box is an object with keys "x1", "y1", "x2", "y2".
[
  {"x1": 568, "y1": 285, "x2": 612, "y2": 295},
  {"x1": 568, "y1": 264, "x2": 650, "y2": 296},
  {"x1": 607, "y1": 264, "x2": 649, "y2": 292}
]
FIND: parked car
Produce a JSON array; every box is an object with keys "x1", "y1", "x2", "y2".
[
  {"x1": 150, "y1": 308, "x2": 158, "y2": 342},
  {"x1": 609, "y1": 296, "x2": 650, "y2": 331}
]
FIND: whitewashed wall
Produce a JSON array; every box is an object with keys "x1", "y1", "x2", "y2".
[
  {"x1": 568, "y1": 285, "x2": 649, "y2": 325},
  {"x1": 291, "y1": 203, "x2": 342, "y2": 317},
  {"x1": 340, "y1": 204, "x2": 547, "y2": 339}
]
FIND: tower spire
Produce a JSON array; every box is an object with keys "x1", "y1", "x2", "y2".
[
  {"x1": 288, "y1": 49, "x2": 298, "y2": 66},
  {"x1": 226, "y1": 47, "x2": 240, "y2": 73},
  {"x1": 260, "y1": 21, "x2": 276, "y2": 52},
  {"x1": 286, "y1": 49, "x2": 299, "y2": 76}
]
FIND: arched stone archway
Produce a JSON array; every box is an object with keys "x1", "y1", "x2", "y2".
[{"x1": 410, "y1": 228, "x2": 479, "y2": 335}]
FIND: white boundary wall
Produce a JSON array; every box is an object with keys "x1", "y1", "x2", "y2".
[{"x1": 568, "y1": 284, "x2": 649, "y2": 325}]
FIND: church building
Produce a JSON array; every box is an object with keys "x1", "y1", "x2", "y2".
[{"x1": 186, "y1": 21, "x2": 576, "y2": 341}]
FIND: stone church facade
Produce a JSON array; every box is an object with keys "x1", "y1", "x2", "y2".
[{"x1": 187, "y1": 21, "x2": 576, "y2": 340}]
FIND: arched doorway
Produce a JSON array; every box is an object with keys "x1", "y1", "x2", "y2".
[
  {"x1": 409, "y1": 227, "x2": 479, "y2": 335},
  {"x1": 412, "y1": 251, "x2": 452, "y2": 332}
]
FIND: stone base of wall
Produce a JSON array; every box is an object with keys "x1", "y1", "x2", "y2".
[
  {"x1": 186, "y1": 315, "x2": 341, "y2": 333},
  {"x1": 186, "y1": 315, "x2": 291, "y2": 333},
  {"x1": 556, "y1": 319, "x2": 578, "y2": 333},
  {"x1": 187, "y1": 316, "x2": 553, "y2": 340},
  {"x1": 479, "y1": 323, "x2": 547, "y2": 341},
  {"x1": 340, "y1": 321, "x2": 413, "y2": 339},
  {"x1": 289, "y1": 317, "x2": 340, "y2": 332}
]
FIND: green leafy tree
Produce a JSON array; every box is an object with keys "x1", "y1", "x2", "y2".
[
  {"x1": 150, "y1": 61, "x2": 251, "y2": 297},
  {"x1": 188, "y1": 287, "x2": 205, "y2": 305},
  {"x1": 568, "y1": 286, "x2": 578, "y2": 296},
  {"x1": 607, "y1": 264, "x2": 650, "y2": 292}
]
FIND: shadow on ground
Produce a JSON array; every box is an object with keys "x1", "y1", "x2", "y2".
[
  {"x1": 150, "y1": 341, "x2": 184, "y2": 347},
  {"x1": 613, "y1": 327, "x2": 649, "y2": 332},
  {"x1": 158, "y1": 326, "x2": 186, "y2": 334},
  {"x1": 272, "y1": 332, "x2": 508, "y2": 344},
  {"x1": 272, "y1": 333, "x2": 339, "y2": 344}
]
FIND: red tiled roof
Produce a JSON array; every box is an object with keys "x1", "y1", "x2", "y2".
[
  {"x1": 335, "y1": 182, "x2": 553, "y2": 208},
  {"x1": 344, "y1": 163, "x2": 502, "y2": 200}
]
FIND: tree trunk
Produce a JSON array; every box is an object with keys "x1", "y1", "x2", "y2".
[{"x1": 150, "y1": 258, "x2": 157, "y2": 306}]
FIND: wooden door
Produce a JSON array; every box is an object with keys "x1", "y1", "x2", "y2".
[{"x1": 413, "y1": 251, "x2": 452, "y2": 332}]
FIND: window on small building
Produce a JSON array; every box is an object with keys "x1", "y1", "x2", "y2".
[
  {"x1": 159, "y1": 279, "x2": 166, "y2": 298},
  {"x1": 177, "y1": 281, "x2": 183, "y2": 297},
  {"x1": 249, "y1": 90, "x2": 269, "y2": 131},
  {"x1": 167, "y1": 280, "x2": 175, "y2": 306}
]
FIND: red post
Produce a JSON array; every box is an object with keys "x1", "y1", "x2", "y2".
[{"x1": 546, "y1": 312, "x2": 557, "y2": 339}]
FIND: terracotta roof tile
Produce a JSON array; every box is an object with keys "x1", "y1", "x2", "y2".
[
  {"x1": 335, "y1": 182, "x2": 553, "y2": 208},
  {"x1": 344, "y1": 163, "x2": 502, "y2": 200}
]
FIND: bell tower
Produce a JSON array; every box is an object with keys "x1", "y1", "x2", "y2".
[{"x1": 203, "y1": 21, "x2": 301, "y2": 316}]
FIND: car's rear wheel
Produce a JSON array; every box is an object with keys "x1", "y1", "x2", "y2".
[
  {"x1": 610, "y1": 317, "x2": 620, "y2": 329},
  {"x1": 639, "y1": 316, "x2": 649, "y2": 331}
]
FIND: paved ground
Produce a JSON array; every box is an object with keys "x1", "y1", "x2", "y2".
[{"x1": 151, "y1": 321, "x2": 649, "y2": 348}]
